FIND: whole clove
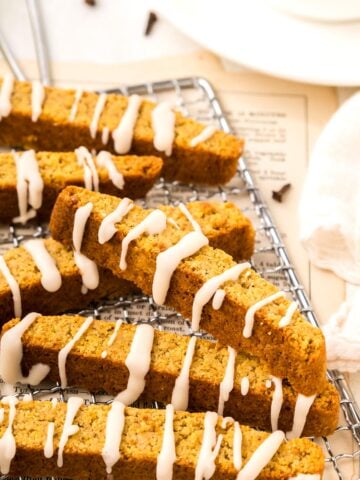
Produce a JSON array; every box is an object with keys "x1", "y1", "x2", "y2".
[
  {"x1": 144, "y1": 11, "x2": 158, "y2": 36},
  {"x1": 272, "y1": 183, "x2": 291, "y2": 203}
]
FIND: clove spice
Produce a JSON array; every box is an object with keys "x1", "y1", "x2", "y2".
[
  {"x1": 272, "y1": 183, "x2": 291, "y2": 202},
  {"x1": 144, "y1": 11, "x2": 158, "y2": 36}
]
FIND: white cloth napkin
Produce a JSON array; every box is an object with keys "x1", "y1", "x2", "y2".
[{"x1": 299, "y1": 91, "x2": 360, "y2": 372}]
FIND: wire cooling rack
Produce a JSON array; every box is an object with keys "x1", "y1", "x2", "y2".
[{"x1": 0, "y1": 77, "x2": 359, "y2": 480}]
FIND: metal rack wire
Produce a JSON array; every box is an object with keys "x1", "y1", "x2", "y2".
[{"x1": 0, "y1": 76, "x2": 359, "y2": 479}]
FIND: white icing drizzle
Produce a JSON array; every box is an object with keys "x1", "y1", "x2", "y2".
[
  {"x1": 31, "y1": 80, "x2": 45, "y2": 122},
  {"x1": 74, "y1": 252, "x2": 99, "y2": 294},
  {"x1": 265, "y1": 379, "x2": 272, "y2": 388},
  {"x1": 115, "y1": 324, "x2": 154, "y2": 405},
  {"x1": 152, "y1": 102, "x2": 175, "y2": 156},
  {"x1": 75, "y1": 146, "x2": 99, "y2": 192},
  {"x1": 44, "y1": 398, "x2": 58, "y2": 459},
  {"x1": 44, "y1": 422, "x2": 55, "y2": 459},
  {"x1": 270, "y1": 377, "x2": 283, "y2": 432},
  {"x1": 156, "y1": 404, "x2": 176, "y2": 480},
  {"x1": 220, "y1": 416, "x2": 233, "y2": 428},
  {"x1": 236, "y1": 430, "x2": 285, "y2": 480},
  {"x1": 119, "y1": 210, "x2": 167, "y2": 271},
  {"x1": 167, "y1": 218, "x2": 179, "y2": 229},
  {"x1": 240, "y1": 377, "x2": 249, "y2": 396},
  {"x1": 101, "y1": 319, "x2": 123, "y2": 359},
  {"x1": 0, "y1": 396, "x2": 18, "y2": 475},
  {"x1": 98, "y1": 198, "x2": 133, "y2": 244},
  {"x1": 102, "y1": 126, "x2": 110, "y2": 144},
  {"x1": 289, "y1": 475, "x2": 320, "y2": 480},
  {"x1": 190, "y1": 125, "x2": 216, "y2": 147},
  {"x1": 287, "y1": 394, "x2": 316, "y2": 440},
  {"x1": 90, "y1": 93, "x2": 107, "y2": 139},
  {"x1": 102, "y1": 400, "x2": 125, "y2": 474},
  {"x1": 152, "y1": 203, "x2": 208, "y2": 305},
  {"x1": 13, "y1": 150, "x2": 44, "y2": 224},
  {"x1": 72, "y1": 202, "x2": 99, "y2": 294},
  {"x1": 220, "y1": 417, "x2": 242, "y2": 471},
  {"x1": 23, "y1": 239, "x2": 62, "y2": 292},
  {"x1": 279, "y1": 301, "x2": 298, "y2": 328},
  {"x1": 0, "y1": 312, "x2": 50, "y2": 385},
  {"x1": 0, "y1": 256, "x2": 21, "y2": 317},
  {"x1": 152, "y1": 231, "x2": 209, "y2": 305},
  {"x1": 233, "y1": 421, "x2": 242, "y2": 472},
  {"x1": 96, "y1": 151, "x2": 125, "y2": 190},
  {"x1": 58, "y1": 316, "x2": 94, "y2": 388},
  {"x1": 178, "y1": 203, "x2": 202, "y2": 232},
  {"x1": 212, "y1": 289, "x2": 226, "y2": 310},
  {"x1": 57, "y1": 397, "x2": 84, "y2": 467},
  {"x1": 0, "y1": 74, "x2": 14, "y2": 119},
  {"x1": 112, "y1": 94, "x2": 142, "y2": 154},
  {"x1": 22, "y1": 394, "x2": 32, "y2": 402},
  {"x1": 243, "y1": 291, "x2": 285, "y2": 338},
  {"x1": 192, "y1": 262, "x2": 251, "y2": 332},
  {"x1": 218, "y1": 346, "x2": 236, "y2": 416},
  {"x1": 171, "y1": 336, "x2": 197, "y2": 411},
  {"x1": 195, "y1": 411, "x2": 223, "y2": 480},
  {"x1": 68, "y1": 88, "x2": 83, "y2": 122}
]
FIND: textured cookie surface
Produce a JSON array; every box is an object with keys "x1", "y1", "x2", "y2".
[
  {"x1": 0, "y1": 151, "x2": 163, "y2": 222},
  {"x1": 50, "y1": 186, "x2": 327, "y2": 396},
  {"x1": 0, "y1": 79, "x2": 243, "y2": 185},
  {"x1": 0, "y1": 400, "x2": 324, "y2": 479},
  {"x1": 2, "y1": 315, "x2": 339, "y2": 437}
]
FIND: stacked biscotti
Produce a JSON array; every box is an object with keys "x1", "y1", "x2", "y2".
[
  {"x1": 0, "y1": 200, "x2": 254, "y2": 323},
  {"x1": 50, "y1": 186, "x2": 327, "y2": 396},
  {"x1": 0, "y1": 78, "x2": 243, "y2": 185},
  {"x1": 0, "y1": 77, "x2": 338, "y2": 479}
]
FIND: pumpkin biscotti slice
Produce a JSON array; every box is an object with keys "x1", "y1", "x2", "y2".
[
  {"x1": 0, "y1": 200, "x2": 254, "y2": 324},
  {"x1": 0, "y1": 314, "x2": 339, "y2": 437},
  {"x1": 0, "y1": 238, "x2": 135, "y2": 324},
  {"x1": 0, "y1": 149, "x2": 162, "y2": 223},
  {"x1": 0, "y1": 77, "x2": 243, "y2": 185},
  {"x1": 0, "y1": 399, "x2": 324, "y2": 479},
  {"x1": 50, "y1": 186, "x2": 326, "y2": 396}
]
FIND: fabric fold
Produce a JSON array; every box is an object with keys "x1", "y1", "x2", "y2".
[{"x1": 299, "y1": 91, "x2": 360, "y2": 372}]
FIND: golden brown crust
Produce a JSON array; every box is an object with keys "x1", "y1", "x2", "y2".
[
  {"x1": 0, "y1": 79, "x2": 243, "y2": 185},
  {"x1": 0, "y1": 151, "x2": 162, "y2": 222},
  {"x1": 49, "y1": 186, "x2": 327, "y2": 396},
  {"x1": 0, "y1": 201, "x2": 254, "y2": 324},
  {"x1": 0, "y1": 238, "x2": 135, "y2": 323},
  {"x1": 2, "y1": 315, "x2": 339, "y2": 437},
  {"x1": 0, "y1": 400, "x2": 324, "y2": 479}
]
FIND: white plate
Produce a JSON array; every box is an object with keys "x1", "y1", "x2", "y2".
[
  {"x1": 266, "y1": 0, "x2": 360, "y2": 23},
  {"x1": 152, "y1": 0, "x2": 360, "y2": 86}
]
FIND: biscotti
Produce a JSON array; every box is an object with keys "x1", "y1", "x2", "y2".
[
  {"x1": 0, "y1": 77, "x2": 243, "y2": 185},
  {"x1": 0, "y1": 238, "x2": 136, "y2": 324},
  {"x1": 0, "y1": 315, "x2": 339, "y2": 437},
  {"x1": 0, "y1": 200, "x2": 254, "y2": 324},
  {"x1": 0, "y1": 399, "x2": 324, "y2": 479},
  {"x1": 0, "y1": 149, "x2": 163, "y2": 223},
  {"x1": 50, "y1": 186, "x2": 326, "y2": 396}
]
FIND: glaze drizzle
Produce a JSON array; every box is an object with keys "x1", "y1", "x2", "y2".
[{"x1": 0, "y1": 74, "x2": 14, "y2": 119}]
